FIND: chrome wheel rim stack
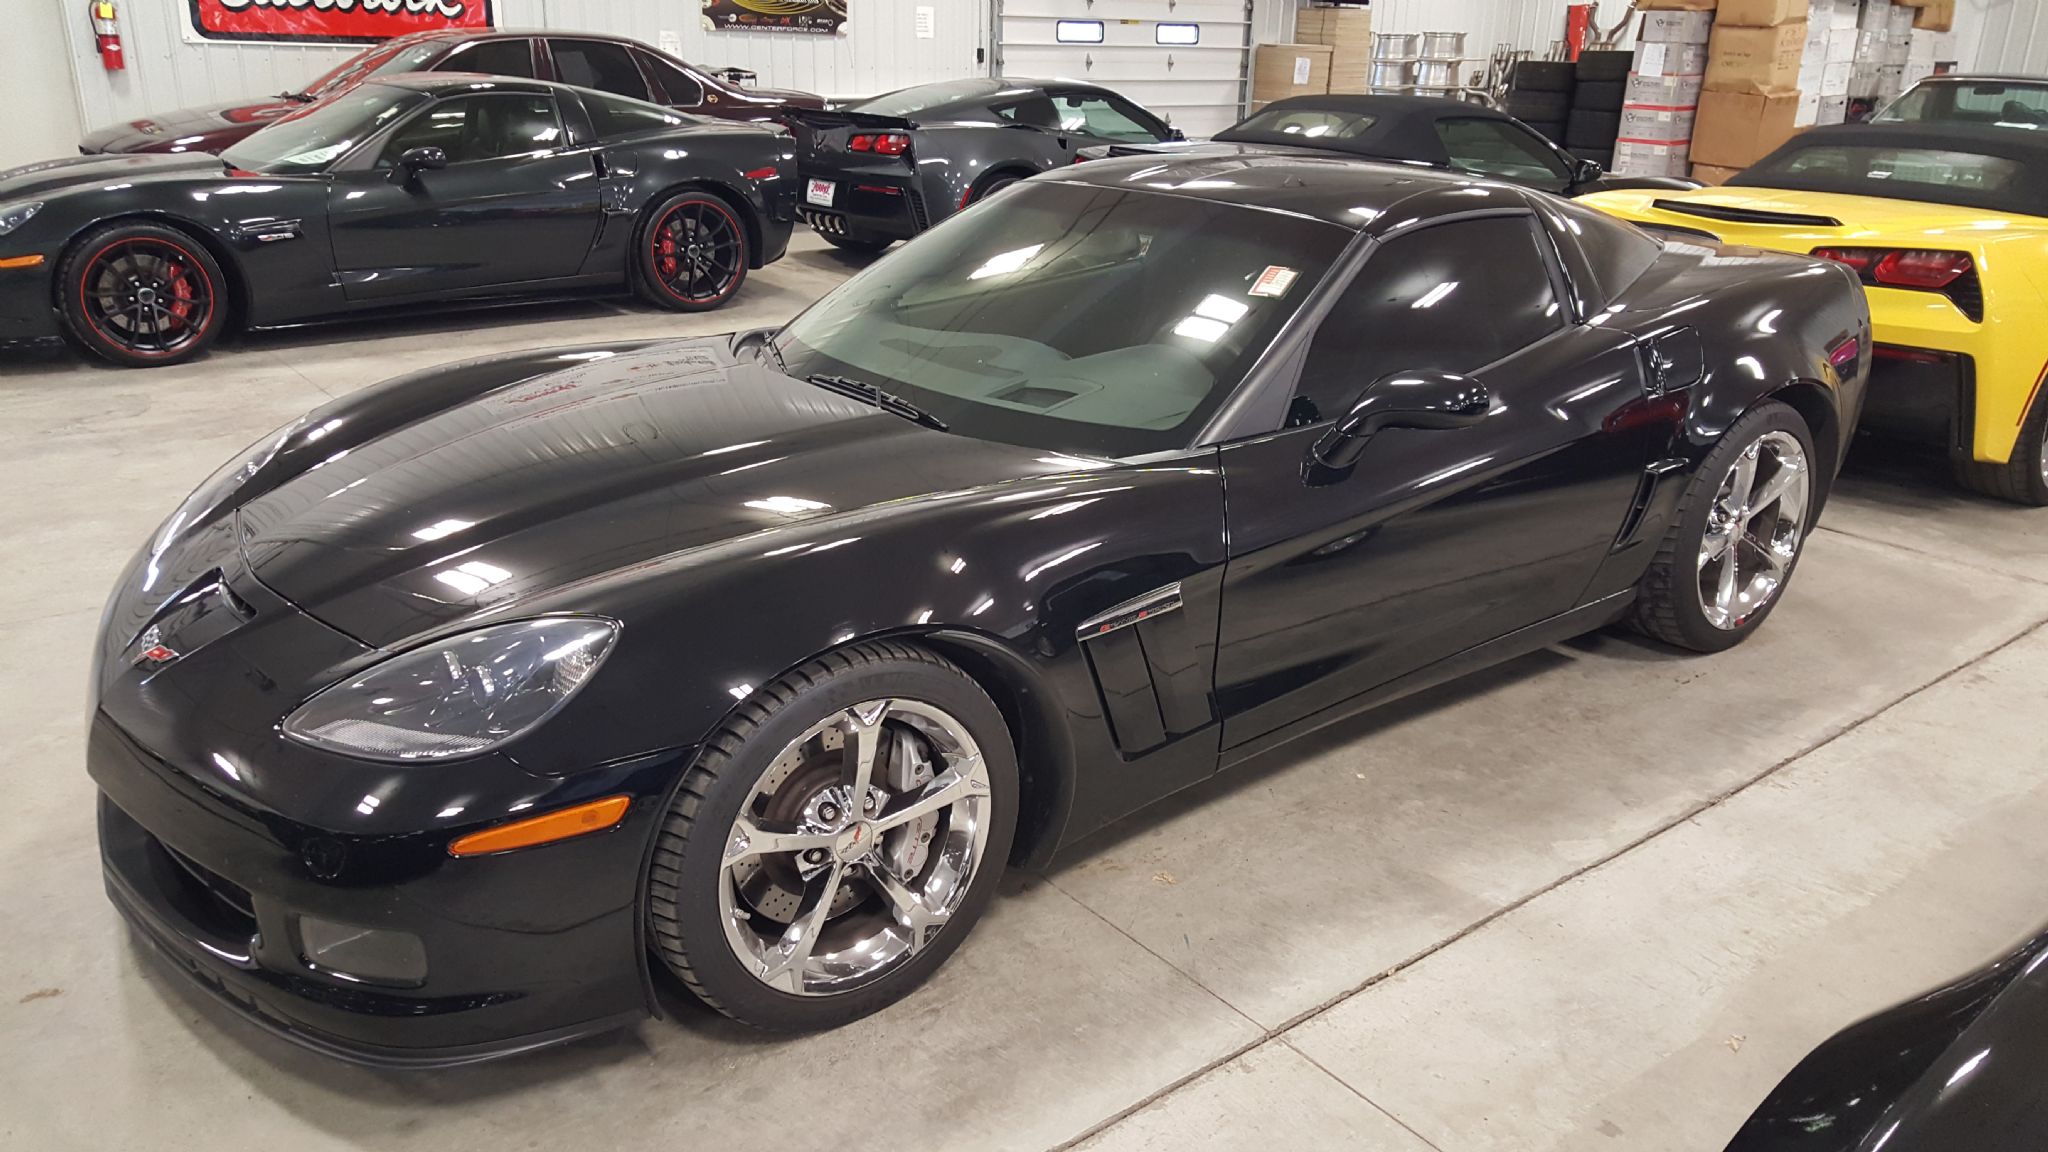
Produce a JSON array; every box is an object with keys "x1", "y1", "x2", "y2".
[
  {"x1": 1697, "y1": 431, "x2": 1811, "y2": 630},
  {"x1": 719, "y1": 698, "x2": 993, "y2": 995}
]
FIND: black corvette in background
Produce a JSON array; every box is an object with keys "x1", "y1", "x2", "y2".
[
  {"x1": 90, "y1": 154, "x2": 1866, "y2": 1065},
  {"x1": 790, "y1": 77, "x2": 1180, "y2": 252},
  {"x1": 0, "y1": 74, "x2": 795, "y2": 367},
  {"x1": 1078, "y1": 93, "x2": 1698, "y2": 199},
  {"x1": 1729, "y1": 925, "x2": 2048, "y2": 1151}
]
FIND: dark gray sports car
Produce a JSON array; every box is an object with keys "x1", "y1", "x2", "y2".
[{"x1": 789, "y1": 78, "x2": 1180, "y2": 252}]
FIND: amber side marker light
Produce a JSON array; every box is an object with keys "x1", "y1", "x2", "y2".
[
  {"x1": 448, "y1": 795, "x2": 630, "y2": 857},
  {"x1": 0, "y1": 255, "x2": 46, "y2": 269}
]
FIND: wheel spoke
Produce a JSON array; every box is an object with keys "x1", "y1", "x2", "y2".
[
  {"x1": 874, "y1": 754, "x2": 986, "y2": 833},
  {"x1": 843, "y1": 699, "x2": 891, "y2": 804},
  {"x1": 1726, "y1": 445, "x2": 1760, "y2": 517},
  {"x1": 1747, "y1": 463, "x2": 1802, "y2": 518},
  {"x1": 1748, "y1": 532, "x2": 1790, "y2": 577},
  {"x1": 1698, "y1": 525, "x2": 1733, "y2": 568},
  {"x1": 868, "y1": 866, "x2": 947, "y2": 953},
  {"x1": 724, "y1": 815, "x2": 836, "y2": 865},
  {"x1": 1714, "y1": 540, "x2": 1741, "y2": 617},
  {"x1": 756, "y1": 862, "x2": 845, "y2": 993}
]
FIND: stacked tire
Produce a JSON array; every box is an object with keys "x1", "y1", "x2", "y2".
[
  {"x1": 1505, "y1": 60, "x2": 1572, "y2": 147},
  {"x1": 1566, "y1": 50, "x2": 1631, "y2": 171}
]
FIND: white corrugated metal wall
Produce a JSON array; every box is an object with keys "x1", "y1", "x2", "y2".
[{"x1": 1952, "y1": 0, "x2": 2048, "y2": 74}]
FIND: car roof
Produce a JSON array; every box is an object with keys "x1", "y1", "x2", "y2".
[
  {"x1": 1762, "y1": 120, "x2": 2048, "y2": 164},
  {"x1": 1729, "y1": 121, "x2": 2048, "y2": 214},
  {"x1": 1902, "y1": 73, "x2": 2048, "y2": 85},
  {"x1": 1212, "y1": 94, "x2": 1522, "y2": 164},
  {"x1": 1044, "y1": 151, "x2": 1524, "y2": 230},
  {"x1": 365, "y1": 72, "x2": 564, "y2": 96}
]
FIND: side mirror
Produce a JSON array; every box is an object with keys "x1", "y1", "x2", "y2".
[
  {"x1": 1572, "y1": 156, "x2": 1605, "y2": 184},
  {"x1": 1308, "y1": 370, "x2": 1491, "y2": 473},
  {"x1": 1167, "y1": 126, "x2": 1187, "y2": 142},
  {"x1": 396, "y1": 146, "x2": 448, "y2": 179}
]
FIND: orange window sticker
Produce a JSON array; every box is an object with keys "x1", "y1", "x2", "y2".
[{"x1": 1250, "y1": 266, "x2": 1298, "y2": 298}]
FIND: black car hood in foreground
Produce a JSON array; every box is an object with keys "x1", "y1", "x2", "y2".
[
  {"x1": 1728, "y1": 925, "x2": 2048, "y2": 1151},
  {"x1": 236, "y1": 337, "x2": 1064, "y2": 649},
  {"x1": 0, "y1": 152, "x2": 230, "y2": 200}
]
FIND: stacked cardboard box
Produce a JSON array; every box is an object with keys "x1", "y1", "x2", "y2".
[
  {"x1": 1251, "y1": 42, "x2": 1332, "y2": 107},
  {"x1": 1795, "y1": 0, "x2": 1857, "y2": 127},
  {"x1": 1845, "y1": 0, "x2": 1916, "y2": 117},
  {"x1": 1613, "y1": 9, "x2": 1712, "y2": 178},
  {"x1": 1692, "y1": 0, "x2": 1807, "y2": 177},
  {"x1": 1295, "y1": 7, "x2": 1373, "y2": 95}
]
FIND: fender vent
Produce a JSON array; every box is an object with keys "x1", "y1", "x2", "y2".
[{"x1": 1650, "y1": 199, "x2": 1843, "y2": 228}]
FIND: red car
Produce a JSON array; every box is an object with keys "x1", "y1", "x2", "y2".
[{"x1": 78, "y1": 30, "x2": 823, "y2": 155}]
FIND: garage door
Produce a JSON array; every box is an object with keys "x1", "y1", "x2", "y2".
[{"x1": 994, "y1": 1, "x2": 1252, "y2": 137}]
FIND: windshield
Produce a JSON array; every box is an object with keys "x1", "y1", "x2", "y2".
[
  {"x1": 303, "y1": 40, "x2": 450, "y2": 98},
  {"x1": 1877, "y1": 80, "x2": 2048, "y2": 130},
  {"x1": 772, "y1": 181, "x2": 1349, "y2": 457},
  {"x1": 851, "y1": 80, "x2": 998, "y2": 119},
  {"x1": 1222, "y1": 106, "x2": 1377, "y2": 142},
  {"x1": 222, "y1": 85, "x2": 427, "y2": 175}
]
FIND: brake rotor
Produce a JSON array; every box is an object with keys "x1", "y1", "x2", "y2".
[{"x1": 732, "y1": 726, "x2": 875, "y2": 924}]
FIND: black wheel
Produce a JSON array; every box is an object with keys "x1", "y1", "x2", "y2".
[
  {"x1": 1506, "y1": 91, "x2": 1570, "y2": 121},
  {"x1": 1953, "y1": 385, "x2": 2048, "y2": 505},
  {"x1": 1512, "y1": 60, "x2": 1576, "y2": 93},
  {"x1": 820, "y1": 231, "x2": 893, "y2": 254},
  {"x1": 1634, "y1": 401, "x2": 1817, "y2": 653},
  {"x1": 646, "y1": 640, "x2": 1018, "y2": 1030},
  {"x1": 965, "y1": 170, "x2": 1024, "y2": 208},
  {"x1": 1566, "y1": 109, "x2": 1622, "y2": 149},
  {"x1": 635, "y1": 190, "x2": 750, "y2": 312},
  {"x1": 1573, "y1": 79, "x2": 1625, "y2": 112},
  {"x1": 57, "y1": 222, "x2": 228, "y2": 368},
  {"x1": 1575, "y1": 50, "x2": 1632, "y2": 82}
]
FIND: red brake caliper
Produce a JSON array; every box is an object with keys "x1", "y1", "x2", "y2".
[
  {"x1": 164, "y1": 263, "x2": 195, "y2": 327},
  {"x1": 657, "y1": 226, "x2": 677, "y2": 279}
]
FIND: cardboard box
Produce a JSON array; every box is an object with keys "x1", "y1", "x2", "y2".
[
  {"x1": 1913, "y1": 0, "x2": 1954, "y2": 31},
  {"x1": 1879, "y1": 62, "x2": 1906, "y2": 98},
  {"x1": 1621, "y1": 104, "x2": 1699, "y2": 141},
  {"x1": 1860, "y1": 0, "x2": 1893, "y2": 31},
  {"x1": 1614, "y1": 139, "x2": 1693, "y2": 178},
  {"x1": 1693, "y1": 163, "x2": 1745, "y2": 184},
  {"x1": 1707, "y1": 22, "x2": 1809, "y2": 93},
  {"x1": 1796, "y1": 89, "x2": 1821, "y2": 125},
  {"x1": 1886, "y1": 4, "x2": 1916, "y2": 35},
  {"x1": 1819, "y1": 93, "x2": 1849, "y2": 123},
  {"x1": 1691, "y1": 88, "x2": 1802, "y2": 167},
  {"x1": 1627, "y1": 71, "x2": 1707, "y2": 106},
  {"x1": 1824, "y1": 27, "x2": 1859, "y2": 59},
  {"x1": 1635, "y1": 0, "x2": 1716, "y2": 8},
  {"x1": 1902, "y1": 58, "x2": 1935, "y2": 86},
  {"x1": 1718, "y1": 0, "x2": 1810, "y2": 26},
  {"x1": 1295, "y1": 7, "x2": 1373, "y2": 94},
  {"x1": 1819, "y1": 0, "x2": 1859, "y2": 28},
  {"x1": 1252, "y1": 42, "x2": 1331, "y2": 103},
  {"x1": 1820, "y1": 59, "x2": 1853, "y2": 94},
  {"x1": 1635, "y1": 41, "x2": 1710, "y2": 77},
  {"x1": 1639, "y1": 10, "x2": 1715, "y2": 42}
]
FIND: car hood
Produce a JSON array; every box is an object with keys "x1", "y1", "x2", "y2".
[
  {"x1": 77, "y1": 98, "x2": 295, "y2": 154},
  {"x1": 236, "y1": 338, "x2": 1064, "y2": 648},
  {"x1": 0, "y1": 152, "x2": 231, "y2": 201}
]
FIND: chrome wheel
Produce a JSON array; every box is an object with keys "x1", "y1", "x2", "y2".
[
  {"x1": 1698, "y1": 429, "x2": 1810, "y2": 630},
  {"x1": 718, "y1": 697, "x2": 992, "y2": 996}
]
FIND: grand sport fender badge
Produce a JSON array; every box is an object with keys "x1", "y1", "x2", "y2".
[
  {"x1": 132, "y1": 625, "x2": 179, "y2": 667},
  {"x1": 1077, "y1": 582, "x2": 1183, "y2": 640}
]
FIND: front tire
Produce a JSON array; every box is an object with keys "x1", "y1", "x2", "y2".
[
  {"x1": 1633, "y1": 400, "x2": 1816, "y2": 652},
  {"x1": 57, "y1": 222, "x2": 228, "y2": 368},
  {"x1": 646, "y1": 641, "x2": 1017, "y2": 1030},
  {"x1": 634, "y1": 190, "x2": 750, "y2": 312},
  {"x1": 1952, "y1": 387, "x2": 2048, "y2": 506}
]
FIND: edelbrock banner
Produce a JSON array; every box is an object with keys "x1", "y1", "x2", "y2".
[
  {"x1": 183, "y1": 0, "x2": 493, "y2": 46},
  {"x1": 702, "y1": 0, "x2": 847, "y2": 36}
]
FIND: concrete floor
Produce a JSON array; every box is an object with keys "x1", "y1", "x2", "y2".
[{"x1": 3, "y1": 231, "x2": 2046, "y2": 1151}]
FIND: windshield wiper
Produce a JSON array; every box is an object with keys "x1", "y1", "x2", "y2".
[
  {"x1": 279, "y1": 90, "x2": 317, "y2": 103},
  {"x1": 805, "y1": 373, "x2": 948, "y2": 432}
]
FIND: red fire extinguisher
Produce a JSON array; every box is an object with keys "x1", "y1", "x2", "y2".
[{"x1": 91, "y1": 0, "x2": 125, "y2": 71}]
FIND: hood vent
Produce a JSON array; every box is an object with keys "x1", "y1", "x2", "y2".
[{"x1": 1650, "y1": 199, "x2": 1843, "y2": 228}]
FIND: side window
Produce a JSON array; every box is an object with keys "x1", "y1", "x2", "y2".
[
  {"x1": 378, "y1": 94, "x2": 563, "y2": 167},
  {"x1": 991, "y1": 95, "x2": 1061, "y2": 129},
  {"x1": 1437, "y1": 118, "x2": 1568, "y2": 187},
  {"x1": 549, "y1": 39, "x2": 653, "y2": 101},
  {"x1": 1054, "y1": 93, "x2": 1164, "y2": 142},
  {"x1": 638, "y1": 52, "x2": 705, "y2": 107},
  {"x1": 583, "y1": 91, "x2": 687, "y2": 138},
  {"x1": 436, "y1": 39, "x2": 536, "y2": 79},
  {"x1": 1294, "y1": 217, "x2": 1564, "y2": 422}
]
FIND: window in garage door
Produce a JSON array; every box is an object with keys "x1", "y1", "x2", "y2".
[{"x1": 995, "y1": 0, "x2": 1251, "y2": 137}]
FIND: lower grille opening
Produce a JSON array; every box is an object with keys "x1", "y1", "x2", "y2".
[{"x1": 154, "y1": 838, "x2": 259, "y2": 942}]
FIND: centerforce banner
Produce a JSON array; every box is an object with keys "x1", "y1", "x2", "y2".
[
  {"x1": 702, "y1": 0, "x2": 846, "y2": 35},
  {"x1": 184, "y1": 0, "x2": 493, "y2": 45}
]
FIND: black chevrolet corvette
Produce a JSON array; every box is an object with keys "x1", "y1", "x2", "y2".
[
  {"x1": 90, "y1": 153, "x2": 1868, "y2": 1065},
  {"x1": 0, "y1": 74, "x2": 795, "y2": 367}
]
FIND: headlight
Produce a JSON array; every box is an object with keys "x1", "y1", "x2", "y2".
[
  {"x1": 282, "y1": 617, "x2": 620, "y2": 762},
  {"x1": 0, "y1": 200, "x2": 43, "y2": 236}
]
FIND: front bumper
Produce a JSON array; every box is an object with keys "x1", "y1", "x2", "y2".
[
  {"x1": 0, "y1": 256, "x2": 60, "y2": 344},
  {"x1": 90, "y1": 709, "x2": 685, "y2": 1066}
]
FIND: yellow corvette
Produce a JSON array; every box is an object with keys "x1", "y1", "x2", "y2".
[{"x1": 1583, "y1": 122, "x2": 2048, "y2": 504}]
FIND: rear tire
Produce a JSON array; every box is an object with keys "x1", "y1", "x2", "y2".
[
  {"x1": 646, "y1": 640, "x2": 1018, "y2": 1031},
  {"x1": 57, "y1": 221, "x2": 228, "y2": 368},
  {"x1": 1633, "y1": 401, "x2": 1817, "y2": 653},
  {"x1": 634, "y1": 189, "x2": 750, "y2": 312},
  {"x1": 1953, "y1": 388, "x2": 2048, "y2": 505}
]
